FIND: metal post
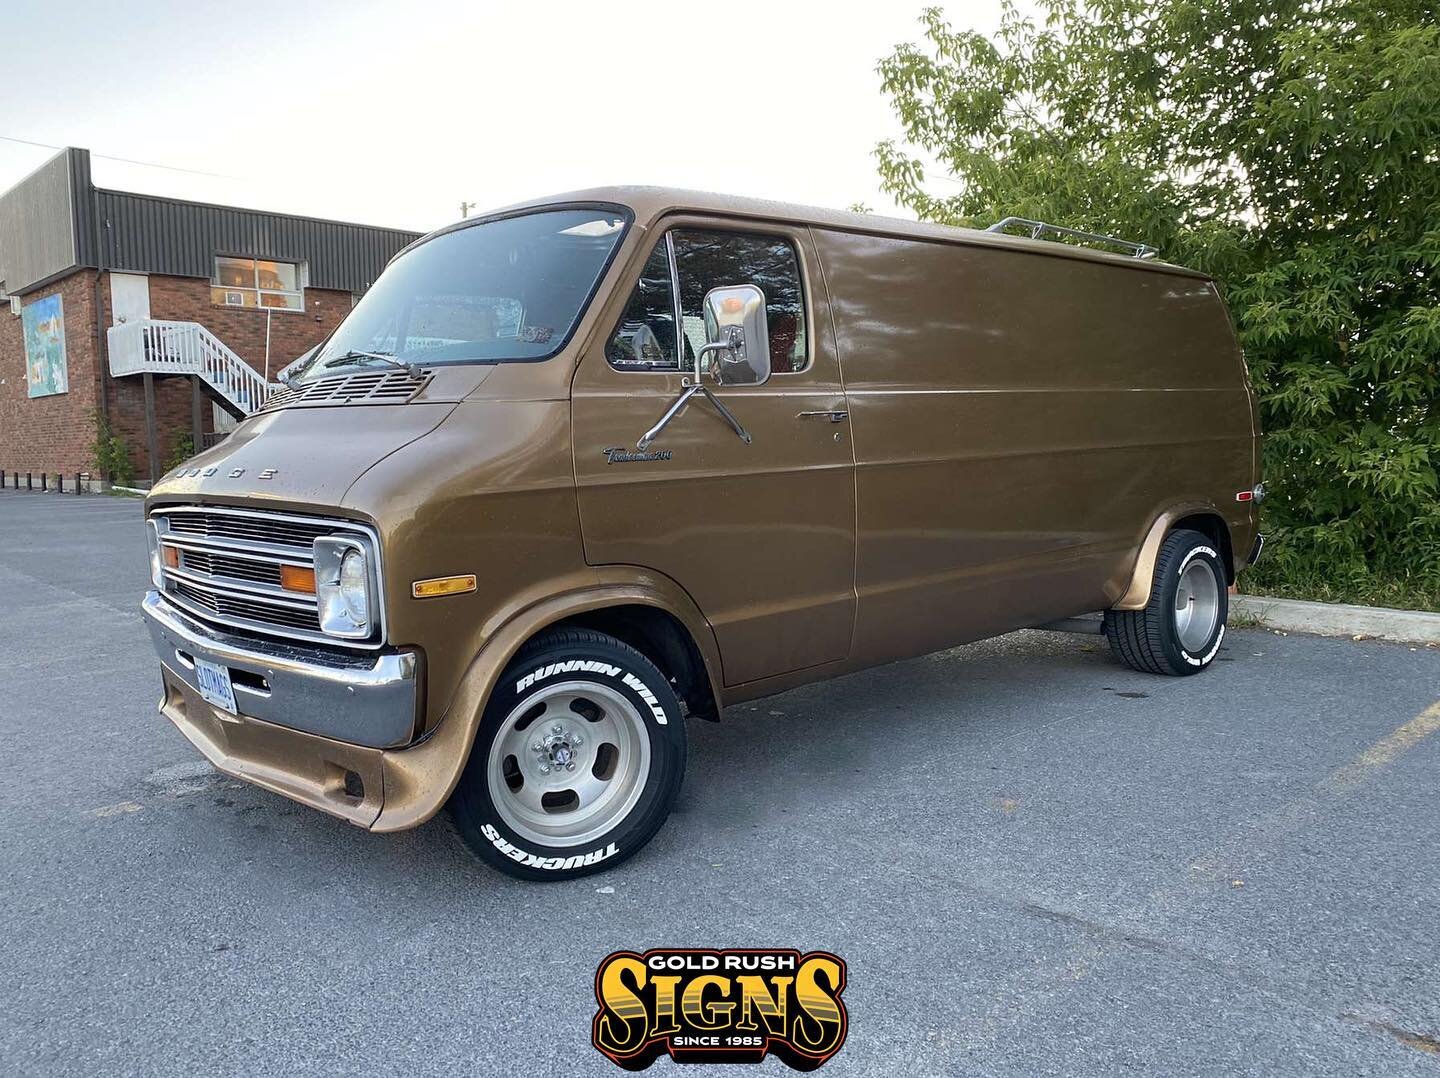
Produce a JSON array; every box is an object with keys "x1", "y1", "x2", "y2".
[
  {"x1": 27, "y1": 472, "x2": 33, "y2": 490},
  {"x1": 143, "y1": 371, "x2": 160, "y2": 485},
  {"x1": 191, "y1": 375, "x2": 203, "y2": 457}
]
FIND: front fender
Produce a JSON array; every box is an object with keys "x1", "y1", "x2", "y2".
[{"x1": 372, "y1": 567, "x2": 722, "y2": 832}]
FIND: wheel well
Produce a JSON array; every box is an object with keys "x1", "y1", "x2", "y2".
[
  {"x1": 549, "y1": 605, "x2": 719, "y2": 722},
  {"x1": 1172, "y1": 513, "x2": 1235, "y2": 584}
]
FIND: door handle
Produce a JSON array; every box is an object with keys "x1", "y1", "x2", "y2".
[{"x1": 796, "y1": 410, "x2": 848, "y2": 423}]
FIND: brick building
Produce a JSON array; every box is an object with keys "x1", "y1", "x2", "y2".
[{"x1": 0, "y1": 148, "x2": 419, "y2": 486}]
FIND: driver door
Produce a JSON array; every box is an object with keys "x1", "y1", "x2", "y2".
[{"x1": 572, "y1": 220, "x2": 856, "y2": 688}]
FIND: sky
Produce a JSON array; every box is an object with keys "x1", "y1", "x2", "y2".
[{"x1": 0, "y1": 0, "x2": 1009, "y2": 236}]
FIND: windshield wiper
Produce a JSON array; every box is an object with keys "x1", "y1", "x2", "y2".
[{"x1": 321, "y1": 350, "x2": 423, "y2": 377}]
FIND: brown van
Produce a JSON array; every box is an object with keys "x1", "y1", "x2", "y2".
[{"x1": 141, "y1": 189, "x2": 1262, "y2": 879}]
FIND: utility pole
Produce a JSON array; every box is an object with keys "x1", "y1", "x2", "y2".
[{"x1": 460, "y1": 200, "x2": 477, "y2": 219}]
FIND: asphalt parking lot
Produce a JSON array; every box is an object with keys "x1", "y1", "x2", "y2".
[{"x1": 2, "y1": 492, "x2": 1438, "y2": 1077}]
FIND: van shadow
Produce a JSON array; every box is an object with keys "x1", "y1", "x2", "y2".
[{"x1": 182, "y1": 630, "x2": 1162, "y2": 901}]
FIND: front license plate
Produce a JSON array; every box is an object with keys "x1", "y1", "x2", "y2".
[{"x1": 193, "y1": 657, "x2": 238, "y2": 714}]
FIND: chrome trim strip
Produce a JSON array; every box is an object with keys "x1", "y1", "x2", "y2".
[
  {"x1": 144, "y1": 591, "x2": 418, "y2": 749},
  {"x1": 161, "y1": 533, "x2": 315, "y2": 564},
  {"x1": 158, "y1": 503, "x2": 371, "y2": 528}
]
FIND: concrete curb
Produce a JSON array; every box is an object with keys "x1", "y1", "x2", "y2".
[{"x1": 1233, "y1": 594, "x2": 1440, "y2": 645}]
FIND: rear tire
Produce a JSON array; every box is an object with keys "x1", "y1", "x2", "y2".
[
  {"x1": 449, "y1": 628, "x2": 687, "y2": 880},
  {"x1": 1104, "y1": 528, "x2": 1228, "y2": 676}
]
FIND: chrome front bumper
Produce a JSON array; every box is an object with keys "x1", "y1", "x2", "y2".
[{"x1": 142, "y1": 590, "x2": 421, "y2": 749}]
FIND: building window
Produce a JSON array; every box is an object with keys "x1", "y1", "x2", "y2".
[{"x1": 212, "y1": 256, "x2": 304, "y2": 311}]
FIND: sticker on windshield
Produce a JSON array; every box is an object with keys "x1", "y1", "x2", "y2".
[{"x1": 521, "y1": 326, "x2": 554, "y2": 344}]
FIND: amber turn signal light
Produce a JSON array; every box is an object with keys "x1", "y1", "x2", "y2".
[
  {"x1": 280, "y1": 564, "x2": 317, "y2": 594},
  {"x1": 162, "y1": 546, "x2": 179, "y2": 569},
  {"x1": 411, "y1": 574, "x2": 477, "y2": 599}
]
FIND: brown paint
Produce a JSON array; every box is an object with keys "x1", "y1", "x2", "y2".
[{"x1": 145, "y1": 187, "x2": 1260, "y2": 831}]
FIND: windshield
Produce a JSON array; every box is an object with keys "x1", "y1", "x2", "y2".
[{"x1": 299, "y1": 207, "x2": 629, "y2": 379}]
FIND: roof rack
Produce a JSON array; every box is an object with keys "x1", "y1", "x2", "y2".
[{"x1": 986, "y1": 217, "x2": 1159, "y2": 260}]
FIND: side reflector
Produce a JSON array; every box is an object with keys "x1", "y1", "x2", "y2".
[
  {"x1": 280, "y1": 565, "x2": 317, "y2": 594},
  {"x1": 412, "y1": 574, "x2": 477, "y2": 599},
  {"x1": 1235, "y1": 490, "x2": 1254, "y2": 502}
]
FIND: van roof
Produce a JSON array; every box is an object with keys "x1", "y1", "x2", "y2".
[{"x1": 476, "y1": 185, "x2": 1209, "y2": 281}]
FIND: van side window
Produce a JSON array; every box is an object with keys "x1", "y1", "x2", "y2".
[
  {"x1": 673, "y1": 230, "x2": 808, "y2": 374},
  {"x1": 606, "y1": 240, "x2": 678, "y2": 370}
]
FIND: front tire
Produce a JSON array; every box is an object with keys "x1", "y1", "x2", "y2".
[
  {"x1": 1104, "y1": 528, "x2": 1228, "y2": 676},
  {"x1": 450, "y1": 628, "x2": 687, "y2": 880}
]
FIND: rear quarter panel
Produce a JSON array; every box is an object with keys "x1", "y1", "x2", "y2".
[{"x1": 812, "y1": 227, "x2": 1255, "y2": 662}]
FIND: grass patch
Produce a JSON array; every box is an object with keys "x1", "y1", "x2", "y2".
[
  {"x1": 1239, "y1": 575, "x2": 1440, "y2": 614},
  {"x1": 1228, "y1": 607, "x2": 1267, "y2": 629}
]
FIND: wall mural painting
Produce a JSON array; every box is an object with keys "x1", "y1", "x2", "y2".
[{"x1": 22, "y1": 293, "x2": 69, "y2": 398}]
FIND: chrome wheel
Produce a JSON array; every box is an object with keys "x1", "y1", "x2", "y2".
[
  {"x1": 1174, "y1": 557, "x2": 1221, "y2": 652},
  {"x1": 486, "y1": 680, "x2": 652, "y2": 848}
]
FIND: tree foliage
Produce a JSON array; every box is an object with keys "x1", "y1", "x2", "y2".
[{"x1": 875, "y1": 0, "x2": 1440, "y2": 603}]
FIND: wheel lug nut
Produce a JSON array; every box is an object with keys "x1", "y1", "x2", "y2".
[
  {"x1": 531, "y1": 741, "x2": 544, "y2": 752},
  {"x1": 571, "y1": 735, "x2": 583, "y2": 746},
  {"x1": 565, "y1": 762, "x2": 576, "y2": 771},
  {"x1": 538, "y1": 764, "x2": 550, "y2": 774},
  {"x1": 550, "y1": 723, "x2": 563, "y2": 734}
]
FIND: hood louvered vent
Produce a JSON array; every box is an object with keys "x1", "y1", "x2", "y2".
[{"x1": 261, "y1": 369, "x2": 431, "y2": 412}]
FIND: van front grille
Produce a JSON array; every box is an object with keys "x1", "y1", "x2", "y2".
[
  {"x1": 152, "y1": 506, "x2": 383, "y2": 649},
  {"x1": 168, "y1": 579, "x2": 321, "y2": 633},
  {"x1": 179, "y1": 549, "x2": 283, "y2": 587}
]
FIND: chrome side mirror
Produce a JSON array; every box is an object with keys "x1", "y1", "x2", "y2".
[
  {"x1": 634, "y1": 284, "x2": 769, "y2": 451},
  {"x1": 698, "y1": 285, "x2": 770, "y2": 386}
]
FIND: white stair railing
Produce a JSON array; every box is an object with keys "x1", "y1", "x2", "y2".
[{"x1": 108, "y1": 319, "x2": 278, "y2": 415}]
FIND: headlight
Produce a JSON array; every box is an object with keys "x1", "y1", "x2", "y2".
[
  {"x1": 339, "y1": 549, "x2": 369, "y2": 623},
  {"x1": 146, "y1": 518, "x2": 165, "y2": 588},
  {"x1": 314, "y1": 536, "x2": 374, "y2": 639}
]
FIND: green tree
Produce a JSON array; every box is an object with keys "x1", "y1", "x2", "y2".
[{"x1": 875, "y1": 1, "x2": 1440, "y2": 606}]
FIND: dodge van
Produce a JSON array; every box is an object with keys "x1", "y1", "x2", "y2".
[{"x1": 141, "y1": 189, "x2": 1262, "y2": 879}]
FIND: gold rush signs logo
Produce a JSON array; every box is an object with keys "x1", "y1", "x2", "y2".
[{"x1": 592, "y1": 949, "x2": 848, "y2": 1071}]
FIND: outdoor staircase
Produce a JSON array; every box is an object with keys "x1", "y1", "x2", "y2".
[{"x1": 107, "y1": 319, "x2": 279, "y2": 417}]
